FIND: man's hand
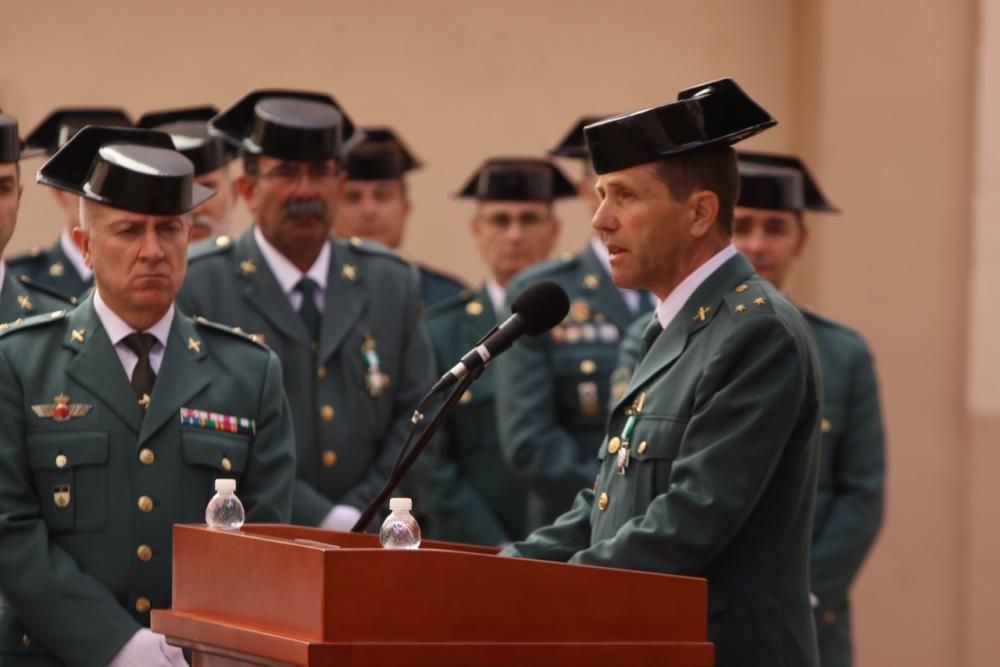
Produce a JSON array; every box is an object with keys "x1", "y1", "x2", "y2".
[
  {"x1": 320, "y1": 504, "x2": 363, "y2": 531},
  {"x1": 107, "y1": 628, "x2": 187, "y2": 667}
]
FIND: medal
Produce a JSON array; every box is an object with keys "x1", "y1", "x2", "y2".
[
  {"x1": 361, "y1": 333, "x2": 390, "y2": 397},
  {"x1": 578, "y1": 381, "x2": 599, "y2": 416},
  {"x1": 616, "y1": 392, "x2": 646, "y2": 476}
]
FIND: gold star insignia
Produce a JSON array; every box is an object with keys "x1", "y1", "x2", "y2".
[
  {"x1": 187, "y1": 338, "x2": 201, "y2": 353},
  {"x1": 49, "y1": 262, "x2": 65, "y2": 278},
  {"x1": 215, "y1": 235, "x2": 231, "y2": 248},
  {"x1": 735, "y1": 304, "x2": 747, "y2": 314},
  {"x1": 753, "y1": 297, "x2": 767, "y2": 306},
  {"x1": 240, "y1": 260, "x2": 257, "y2": 276},
  {"x1": 350, "y1": 236, "x2": 364, "y2": 247},
  {"x1": 17, "y1": 296, "x2": 33, "y2": 312},
  {"x1": 560, "y1": 251, "x2": 573, "y2": 262},
  {"x1": 138, "y1": 394, "x2": 151, "y2": 410},
  {"x1": 735, "y1": 284, "x2": 749, "y2": 293},
  {"x1": 342, "y1": 264, "x2": 357, "y2": 281},
  {"x1": 71, "y1": 329, "x2": 86, "y2": 343},
  {"x1": 582, "y1": 274, "x2": 599, "y2": 290},
  {"x1": 0, "y1": 323, "x2": 9, "y2": 332},
  {"x1": 465, "y1": 301, "x2": 484, "y2": 316},
  {"x1": 694, "y1": 306, "x2": 712, "y2": 322}
]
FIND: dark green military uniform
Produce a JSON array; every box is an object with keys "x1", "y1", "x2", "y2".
[
  {"x1": 7, "y1": 241, "x2": 93, "y2": 299},
  {"x1": 504, "y1": 254, "x2": 823, "y2": 667},
  {"x1": 425, "y1": 287, "x2": 528, "y2": 545},
  {"x1": 417, "y1": 263, "x2": 466, "y2": 308},
  {"x1": 495, "y1": 244, "x2": 651, "y2": 528},
  {"x1": 0, "y1": 272, "x2": 75, "y2": 323},
  {"x1": 178, "y1": 228, "x2": 435, "y2": 525},
  {"x1": 0, "y1": 299, "x2": 295, "y2": 665}
]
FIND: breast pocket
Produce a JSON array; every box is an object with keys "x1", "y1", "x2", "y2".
[
  {"x1": 26, "y1": 431, "x2": 109, "y2": 534},
  {"x1": 628, "y1": 415, "x2": 687, "y2": 509},
  {"x1": 181, "y1": 429, "x2": 250, "y2": 517}
]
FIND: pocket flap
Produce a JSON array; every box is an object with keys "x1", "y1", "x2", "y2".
[
  {"x1": 632, "y1": 415, "x2": 687, "y2": 461},
  {"x1": 26, "y1": 431, "x2": 109, "y2": 470},
  {"x1": 181, "y1": 429, "x2": 250, "y2": 473}
]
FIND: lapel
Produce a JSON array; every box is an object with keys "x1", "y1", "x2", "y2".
[
  {"x1": 49, "y1": 240, "x2": 91, "y2": 293},
  {"x1": 138, "y1": 312, "x2": 210, "y2": 446},
  {"x1": 579, "y1": 245, "x2": 634, "y2": 330},
  {"x1": 63, "y1": 297, "x2": 144, "y2": 433},
  {"x1": 236, "y1": 227, "x2": 312, "y2": 346},
  {"x1": 616, "y1": 253, "x2": 756, "y2": 411},
  {"x1": 317, "y1": 240, "x2": 368, "y2": 364},
  {"x1": 461, "y1": 286, "x2": 498, "y2": 397},
  {"x1": 0, "y1": 272, "x2": 35, "y2": 322}
]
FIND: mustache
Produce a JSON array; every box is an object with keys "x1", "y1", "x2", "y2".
[{"x1": 282, "y1": 198, "x2": 327, "y2": 221}]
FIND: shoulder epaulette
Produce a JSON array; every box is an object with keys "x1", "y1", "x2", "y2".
[
  {"x1": 0, "y1": 309, "x2": 68, "y2": 336},
  {"x1": 722, "y1": 280, "x2": 776, "y2": 317},
  {"x1": 344, "y1": 236, "x2": 407, "y2": 265},
  {"x1": 193, "y1": 316, "x2": 267, "y2": 347},
  {"x1": 188, "y1": 234, "x2": 236, "y2": 262},
  {"x1": 426, "y1": 288, "x2": 478, "y2": 319},
  {"x1": 18, "y1": 275, "x2": 78, "y2": 306},
  {"x1": 6, "y1": 247, "x2": 47, "y2": 266},
  {"x1": 417, "y1": 263, "x2": 466, "y2": 289},
  {"x1": 512, "y1": 254, "x2": 580, "y2": 287}
]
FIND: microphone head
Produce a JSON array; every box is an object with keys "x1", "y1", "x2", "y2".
[{"x1": 511, "y1": 280, "x2": 570, "y2": 335}]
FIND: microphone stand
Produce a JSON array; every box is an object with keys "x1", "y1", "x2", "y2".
[{"x1": 351, "y1": 364, "x2": 485, "y2": 533}]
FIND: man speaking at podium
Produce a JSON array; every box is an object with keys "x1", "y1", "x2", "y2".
[{"x1": 501, "y1": 79, "x2": 824, "y2": 667}]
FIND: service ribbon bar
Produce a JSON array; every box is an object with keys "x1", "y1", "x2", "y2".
[{"x1": 179, "y1": 408, "x2": 256, "y2": 436}]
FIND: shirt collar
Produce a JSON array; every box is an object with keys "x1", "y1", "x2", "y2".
[
  {"x1": 93, "y1": 289, "x2": 174, "y2": 348},
  {"x1": 253, "y1": 225, "x2": 330, "y2": 295},
  {"x1": 484, "y1": 278, "x2": 506, "y2": 315},
  {"x1": 655, "y1": 244, "x2": 739, "y2": 330},
  {"x1": 590, "y1": 235, "x2": 612, "y2": 275},
  {"x1": 0, "y1": 261, "x2": 6, "y2": 306},
  {"x1": 60, "y1": 229, "x2": 93, "y2": 281}
]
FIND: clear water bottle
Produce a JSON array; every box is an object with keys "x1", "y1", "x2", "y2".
[
  {"x1": 205, "y1": 478, "x2": 245, "y2": 531},
  {"x1": 379, "y1": 497, "x2": 421, "y2": 549}
]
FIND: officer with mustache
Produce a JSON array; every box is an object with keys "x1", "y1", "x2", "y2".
[{"x1": 178, "y1": 90, "x2": 436, "y2": 531}]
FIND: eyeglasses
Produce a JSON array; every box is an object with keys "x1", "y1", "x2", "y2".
[
  {"x1": 480, "y1": 211, "x2": 551, "y2": 230},
  {"x1": 258, "y1": 162, "x2": 339, "y2": 184}
]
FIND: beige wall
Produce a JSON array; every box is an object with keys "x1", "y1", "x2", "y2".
[{"x1": 2, "y1": 1, "x2": 992, "y2": 665}]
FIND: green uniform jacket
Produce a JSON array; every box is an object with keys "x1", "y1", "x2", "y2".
[
  {"x1": 803, "y1": 310, "x2": 885, "y2": 667},
  {"x1": 417, "y1": 264, "x2": 466, "y2": 309},
  {"x1": 177, "y1": 228, "x2": 436, "y2": 526},
  {"x1": 7, "y1": 240, "x2": 93, "y2": 299},
  {"x1": 0, "y1": 299, "x2": 295, "y2": 666},
  {"x1": 425, "y1": 287, "x2": 528, "y2": 545},
  {"x1": 495, "y1": 244, "x2": 651, "y2": 529},
  {"x1": 0, "y1": 272, "x2": 76, "y2": 324},
  {"x1": 503, "y1": 253, "x2": 823, "y2": 667}
]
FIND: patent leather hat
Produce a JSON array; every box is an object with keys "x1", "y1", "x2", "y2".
[
  {"x1": 458, "y1": 158, "x2": 576, "y2": 201},
  {"x1": 737, "y1": 151, "x2": 838, "y2": 213},
  {"x1": 345, "y1": 127, "x2": 421, "y2": 180},
  {"x1": 0, "y1": 114, "x2": 22, "y2": 163},
  {"x1": 137, "y1": 106, "x2": 237, "y2": 176},
  {"x1": 549, "y1": 115, "x2": 611, "y2": 160},
  {"x1": 24, "y1": 107, "x2": 132, "y2": 157}
]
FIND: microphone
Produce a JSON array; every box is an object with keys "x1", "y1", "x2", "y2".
[{"x1": 430, "y1": 280, "x2": 569, "y2": 394}]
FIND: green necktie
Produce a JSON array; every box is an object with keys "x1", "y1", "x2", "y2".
[
  {"x1": 638, "y1": 316, "x2": 663, "y2": 362},
  {"x1": 295, "y1": 277, "x2": 321, "y2": 342},
  {"x1": 122, "y1": 332, "x2": 157, "y2": 398}
]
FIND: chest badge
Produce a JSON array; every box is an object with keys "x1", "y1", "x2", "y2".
[
  {"x1": 361, "y1": 333, "x2": 390, "y2": 398},
  {"x1": 32, "y1": 394, "x2": 93, "y2": 422},
  {"x1": 53, "y1": 484, "x2": 71, "y2": 508},
  {"x1": 616, "y1": 392, "x2": 646, "y2": 476}
]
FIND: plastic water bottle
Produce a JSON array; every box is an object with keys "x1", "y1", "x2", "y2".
[
  {"x1": 379, "y1": 497, "x2": 421, "y2": 549},
  {"x1": 205, "y1": 478, "x2": 245, "y2": 531}
]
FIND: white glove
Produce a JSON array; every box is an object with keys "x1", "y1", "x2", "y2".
[
  {"x1": 320, "y1": 504, "x2": 362, "y2": 531},
  {"x1": 108, "y1": 628, "x2": 188, "y2": 667}
]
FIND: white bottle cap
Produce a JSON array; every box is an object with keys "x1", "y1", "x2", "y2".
[
  {"x1": 389, "y1": 497, "x2": 412, "y2": 512},
  {"x1": 215, "y1": 478, "x2": 237, "y2": 494}
]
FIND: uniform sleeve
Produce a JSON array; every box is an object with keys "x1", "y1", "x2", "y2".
[
  {"x1": 242, "y1": 350, "x2": 296, "y2": 523},
  {"x1": 501, "y1": 488, "x2": 595, "y2": 561},
  {"x1": 339, "y1": 268, "x2": 437, "y2": 514},
  {"x1": 495, "y1": 295, "x2": 594, "y2": 507},
  {"x1": 569, "y1": 316, "x2": 816, "y2": 573},
  {"x1": 810, "y1": 342, "x2": 886, "y2": 606},
  {"x1": 0, "y1": 347, "x2": 140, "y2": 667}
]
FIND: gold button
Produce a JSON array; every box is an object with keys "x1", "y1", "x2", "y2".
[
  {"x1": 608, "y1": 437, "x2": 621, "y2": 454},
  {"x1": 317, "y1": 366, "x2": 327, "y2": 380},
  {"x1": 821, "y1": 418, "x2": 832, "y2": 434},
  {"x1": 579, "y1": 359, "x2": 597, "y2": 375},
  {"x1": 637, "y1": 441, "x2": 648, "y2": 455},
  {"x1": 135, "y1": 597, "x2": 151, "y2": 614},
  {"x1": 20, "y1": 634, "x2": 30, "y2": 648},
  {"x1": 139, "y1": 449, "x2": 155, "y2": 465},
  {"x1": 735, "y1": 284, "x2": 749, "y2": 293},
  {"x1": 320, "y1": 405, "x2": 335, "y2": 422},
  {"x1": 597, "y1": 492, "x2": 609, "y2": 511},
  {"x1": 822, "y1": 610, "x2": 837, "y2": 625},
  {"x1": 215, "y1": 235, "x2": 231, "y2": 247},
  {"x1": 221, "y1": 457, "x2": 232, "y2": 472},
  {"x1": 137, "y1": 544, "x2": 153, "y2": 562},
  {"x1": 459, "y1": 390, "x2": 473, "y2": 404},
  {"x1": 322, "y1": 450, "x2": 338, "y2": 468},
  {"x1": 137, "y1": 496, "x2": 154, "y2": 513},
  {"x1": 465, "y1": 301, "x2": 484, "y2": 316},
  {"x1": 55, "y1": 454, "x2": 68, "y2": 468}
]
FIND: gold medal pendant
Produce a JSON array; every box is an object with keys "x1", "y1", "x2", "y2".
[
  {"x1": 361, "y1": 333, "x2": 390, "y2": 398},
  {"x1": 616, "y1": 392, "x2": 645, "y2": 476}
]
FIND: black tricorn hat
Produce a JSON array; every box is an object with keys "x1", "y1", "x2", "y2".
[
  {"x1": 24, "y1": 107, "x2": 132, "y2": 157},
  {"x1": 457, "y1": 158, "x2": 576, "y2": 202},
  {"x1": 210, "y1": 89, "x2": 361, "y2": 162},
  {"x1": 737, "y1": 151, "x2": 839, "y2": 213},
  {"x1": 345, "y1": 127, "x2": 421, "y2": 181},
  {"x1": 36, "y1": 126, "x2": 214, "y2": 217},
  {"x1": 0, "y1": 114, "x2": 22, "y2": 163},
  {"x1": 549, "y1": 115, "x2": 612, "y2": 159},
  {"x1": 584, "y1": 78, "x2": 776, "y2": 175},
  {"x1": 137, "y1": 106, "x2": 236, "y2": 176}
]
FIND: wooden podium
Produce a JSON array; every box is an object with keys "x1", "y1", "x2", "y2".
[{"x1": 152, "y1": 524, "x2": 713, "y2": 667}]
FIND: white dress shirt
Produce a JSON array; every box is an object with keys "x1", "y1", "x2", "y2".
[
  {"x1": 655, "y1": 244, "x2": 739, "y2": 330},
  {"x1": 485, "y1": 278, "x2": 506, "y2": 315},
  {"x1": 589, "y1": 236, "x2": 657, "y2": 314},
  {"x1": 0, "y1": 261, "x2": 6, "y2": 308},
  {"x1": 60, "y1": 229, "x2": 93, "y2": 282},
  {"x1": 253, "y1": 226, "x2": 330, "y2": 313},
  {"x1": 93, "y1": 290, "x2": 173, "y2": 380}
]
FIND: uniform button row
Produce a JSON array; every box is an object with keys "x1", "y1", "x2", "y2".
[
  {"x1": 135, "y1": 597, "x2": 151, "y2": 614},
  {"x1": 137, "y1": 544, "x2": 153, "y2": 562},
  {"x1": 137, "y1": 496, "x2": 154, "y2": 513}
]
